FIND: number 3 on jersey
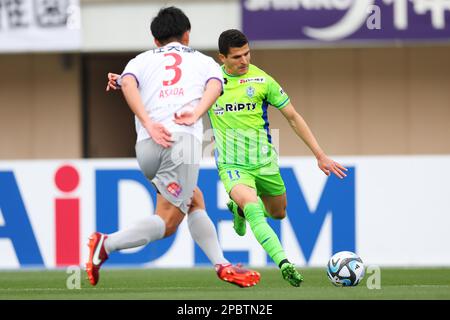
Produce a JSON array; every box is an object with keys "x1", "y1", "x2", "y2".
[{"x1": 163, "y1": 53, "x2": 182, "y2": 86}]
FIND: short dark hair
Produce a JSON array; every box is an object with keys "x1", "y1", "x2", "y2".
[
  {"x1": 218, "y1": 29, "x2": 249, "y2": 56},
  {"x1": 150, "y1": 7, "x2": 191, "y2": 44}
]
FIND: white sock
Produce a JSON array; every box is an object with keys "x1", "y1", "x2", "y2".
[
  {"x1": 187, "y1": 209, "x2": 229, "y2": 265},
  {"x1": 104, "y1": 215, "x2": 166, "y2": 254}
]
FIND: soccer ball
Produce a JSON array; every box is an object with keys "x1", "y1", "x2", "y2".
[{"x1": 327, "y1": 251, "x2": 365, "y2": 287}]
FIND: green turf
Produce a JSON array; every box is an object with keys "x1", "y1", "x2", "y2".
[{"x1": 0, "y1": 267, "x2": 449, "y2": 300}]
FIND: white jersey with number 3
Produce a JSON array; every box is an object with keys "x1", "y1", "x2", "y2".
[{"x1": 121, "y1": 42, "x2": 223, "y2": 143}]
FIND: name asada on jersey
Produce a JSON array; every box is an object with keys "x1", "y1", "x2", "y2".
[{"x1": 159, "y1": 87, "x2": 185, "y2": 99}]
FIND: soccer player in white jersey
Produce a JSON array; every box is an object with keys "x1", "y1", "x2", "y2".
[{"x1": 86, "y1": 7, "x2": 260, "y2": 288}]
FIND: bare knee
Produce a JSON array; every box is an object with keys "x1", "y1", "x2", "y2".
[
  {"x1": 188, "y1": 187, "x2": 205, "y2": 213},
  {"x1": 160, "y1": 213, "x2": 182, "y2": 237},
  {"x1": 230, "y1": 184, "x2": 258, "y2": 209},
  {"x1": 155, "y1": 196, "x2": 185, "y2": 237},
  {"x1": 262, "y1": 194, "x2": 287, "y2": 220}
]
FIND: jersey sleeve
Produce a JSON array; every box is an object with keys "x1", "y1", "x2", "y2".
[
  {"x1": 266, "y1": 75, "x2": 290, "y2": 110},
  {"x1": 204, "y1": 57, "x2": 224, "y2": 91},
  {"x1": 120, "y1": 56, "x2": 142, "y2": 88}
]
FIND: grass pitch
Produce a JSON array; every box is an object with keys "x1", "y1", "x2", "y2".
[{"x1": 0, "y1": 267, "x2": 449, "y2": 300}]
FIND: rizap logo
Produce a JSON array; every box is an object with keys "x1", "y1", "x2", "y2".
[
  {"x1": 239, "y1": 77, "x2": 265, "y2": 84},
  {"x1": 225, "y1": 102, "x2": 257, "y2": 112},
  {"x1": 213, "y1": 104, "x2": 225, "y2": 116}
]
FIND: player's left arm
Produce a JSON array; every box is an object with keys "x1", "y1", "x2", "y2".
[
  {"x1": 106, "y1": 73, "x2": 121, "y2": 91},
  {"x1": 280, "y1": 103, "x2": 348, "y2": 179}
]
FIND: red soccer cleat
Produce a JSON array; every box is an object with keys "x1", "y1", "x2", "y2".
[
  {"x1": 85, "y1": 232, "x2": 109, "y2": 286},
  {"x1": 215, "y1": 263, "x2": 261, "y2": 288}
]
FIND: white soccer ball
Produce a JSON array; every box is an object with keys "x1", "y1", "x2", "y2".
[{"x1": 327, "y1": 251, "x2": 365, "y2": 287}]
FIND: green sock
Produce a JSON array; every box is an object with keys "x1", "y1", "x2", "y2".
[
  {"x1": 232, "y1": 197, "x2": 269, "y2": 218},
  {"x1": 243, "y1": 202, "x2": 287, "y2": 266},
  {"x1": 257, "y1": 196, "x2": 271, "y2": 218}
]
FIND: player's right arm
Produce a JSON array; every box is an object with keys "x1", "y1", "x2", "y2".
[
  {"x1": 121, "y1": 75, "x2": 173, "y2": 148},
  {"x1": 174, "y1": 78, "x2": 222, "y2": 126},
  {"x1": 174, "y1": 56, "x2": 223, "y2": 126}
]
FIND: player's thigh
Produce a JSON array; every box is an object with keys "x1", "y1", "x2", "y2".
[
  {"x1": 154, "y1": 133, "x2": 201, "y2": 215},
  {"x1": 136, "y1": 138, "x2": 185, "y2": 234},
  {"x1": 260, "y1": 193, "x2": 287, "y2": 219},
  {"x1": 218, "y1": 167, "x2": 255, "y2": 194},
  {"x1": 255, "y1": 163, "x2": 287, "y2": 218},
  {"x1": 155, "y1": 193, "x2": 185, "y2": 237},
  {"x1": 135, "y1": 138, "x2": 162, "y2": 180},
  {"x1": 218, "y1": 167, "x2": 258, "y2": 208},
  {"x1": 254, "y1": 160, "x2": 286, "y2": 197}
]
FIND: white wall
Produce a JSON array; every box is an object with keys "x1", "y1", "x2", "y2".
[{"x1": 81, "y1": 1, "x2": 240, "y2": 52}]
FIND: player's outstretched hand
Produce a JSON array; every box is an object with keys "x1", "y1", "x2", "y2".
[
  {"x1": 174, "y1": 110, "x2": 197, "y2": 126},
  {"x1": 106, "y1": 73, "x2": 121, "y2": 91},
  {"x1": 144, "y1": 122, "x2": 173, "y2": 148},
  {"x1": 317, "y1": 154, "x2": 348, "y2": 179}
]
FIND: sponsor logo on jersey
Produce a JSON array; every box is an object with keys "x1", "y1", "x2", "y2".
[
  {"x1": 246, "y1": 86, "x2": 255, "y2": 98},
  {"x1": 225, "y1": 102, "x2": 257, "y2": 112},
  {"x1": 239, "y1": 77, "x2": 265, "y2": 84},
  {"x1": 213, "y1": 104, "x2": 225, "y2": 116},
  {"x1": 152, "y1": 46, "x2": 196, "y2": 54},
  {"x1": 279, "y1": 88, "x2": 285, "y2": 95},
  {"x1": 167, "y1": 182, "x2": 182, "y2": 198}
]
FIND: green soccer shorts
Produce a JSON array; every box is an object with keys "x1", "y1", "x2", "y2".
[{"x1": 218, "y1": 159, "x2": 286, "y2": 196}]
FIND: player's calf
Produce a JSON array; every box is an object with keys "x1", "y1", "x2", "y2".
[
  {"x1": 154, "y1": 195, "x2": 185, "y2": 237},
  {"x1": 260, "y1": 194, "x2": 287, "y2": 219}
]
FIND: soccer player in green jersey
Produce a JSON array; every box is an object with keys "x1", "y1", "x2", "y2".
[
  {"x1": 107, "y1": 29, "x2": 347, "y2": 287},
  {"x1": 175, "y1": 29, "x2": 348, "y2": 287}
]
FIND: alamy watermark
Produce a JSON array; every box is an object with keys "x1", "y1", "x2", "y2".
[
  {"x1": 367, "y1": 5, "x2": 382, "y2": 30},
  {"x1": 66, "y1": 265, "x2": 81, "y2": 290},
  {"x1": 169, "y1": 128, "x2": 281, "y2": 176},
  {"x1": 366, "y1": 265, "x2": 382, "y2": 289},
  {"x1": 366, "y1": 0, "x2": 450, "y2": 31}
]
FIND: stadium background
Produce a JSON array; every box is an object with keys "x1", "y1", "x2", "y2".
[{"x1": 1, "y1": 0, "x2": 450, "y2": 281}]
